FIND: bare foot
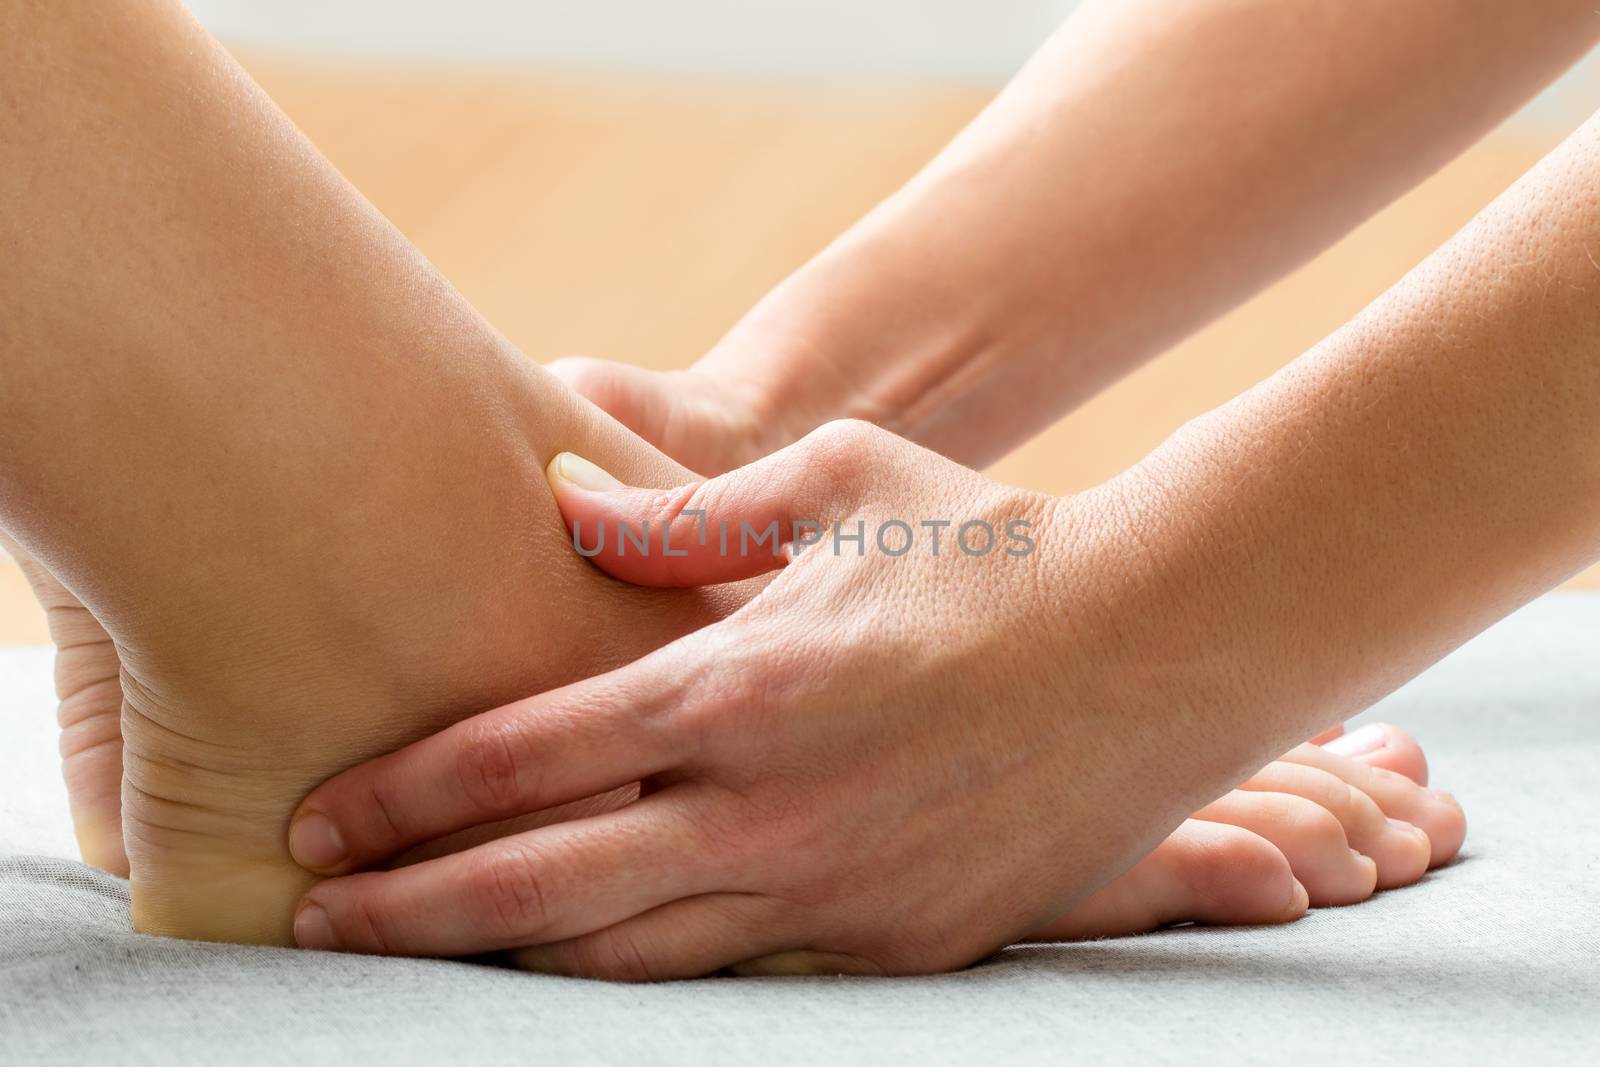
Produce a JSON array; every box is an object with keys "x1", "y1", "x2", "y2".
[
  {"x1": 96, "y1": 370, "x2": 774, "y2": 946},
  {"x1": 1032, "y1": 723, "x2": 1465, "y2": 940},
  {"x1": 8, "y1": 491, "x2": 1465, "y2": 951},
  {"x1": 0, "y1": 2, "x2": 1466, "y2": 956}
]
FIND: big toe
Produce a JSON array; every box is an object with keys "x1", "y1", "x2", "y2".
[{"x1": 1323, "y1": 721, "x2": 1429, "y2": 785}]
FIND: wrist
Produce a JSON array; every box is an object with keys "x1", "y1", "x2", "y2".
[
  {"x1": 1021, "y1": 485, "x2": 1255, "y2": 817},
  {"x1": 695, "y1": 207, "x2": 1028, "y2": 464},
  {"x1": 1057, "y1": 461, "x2": 1313, "y2": 781}
]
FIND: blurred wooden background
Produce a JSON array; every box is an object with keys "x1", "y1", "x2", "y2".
[{"x1": 0, "y1": 50, "x2": 1592, "y2": 644}]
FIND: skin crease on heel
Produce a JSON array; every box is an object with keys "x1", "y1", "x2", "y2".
[{"x1": 107, "y1": 408, "x2": 747, "y2": 948}]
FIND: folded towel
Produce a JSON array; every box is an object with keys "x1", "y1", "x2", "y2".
[{"x1": 3, "y1": 598, "x2": 1599, "y2": 1064}]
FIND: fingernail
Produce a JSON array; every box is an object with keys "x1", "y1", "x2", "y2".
[
  {"x1": 548, "y1": 452, "x2": 623, "y2": 492},
  {"x1": 1323, "y1": 723, "x2": 1386, "y2": 756},
  {"x1": 294, "y1": 901, "x2": 336, "y2": 951},
  {"x1": 289, "y1": 812, "x2": 347, "y2": 870}
]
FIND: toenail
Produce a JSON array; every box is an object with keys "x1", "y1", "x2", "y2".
[
  {"x1": 1286, "y1": 878, "x2": 1309, "y2": 919},
  {"x1": 289, "y1": 812, "x2": 347, "y2": 869},
  {"x1": 1322, "y1": 723, "x2": 1386, "y2": 756},
  {"x1": 1428, "y1": 788, "x2": 1462, "y2": 811},
  {"x1": 1387, "y1": 817, "x2": 1427, "y2": 842},
  {"x1": 294, "y1": 901, "x2": 335, "y2": 951}
]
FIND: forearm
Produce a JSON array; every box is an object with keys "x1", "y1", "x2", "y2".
[
  {"x1": 711, "y1": 0, "x2": 1600, "y2": 466},
  {"x1": 1087, "y1": 106, "x2": 1600, "y2": 778}
]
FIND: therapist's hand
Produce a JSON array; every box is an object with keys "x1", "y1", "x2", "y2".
[
  {"x1": 288, "y1": 421, "x2": 1241, "y2": 978},
  {"x1": 546, "y1": 357, "x2": 780, "y2": 476}
]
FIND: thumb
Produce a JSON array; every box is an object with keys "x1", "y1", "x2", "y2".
[{"x1": 545, "y1": 421, "x2": 883, "y2": 587}]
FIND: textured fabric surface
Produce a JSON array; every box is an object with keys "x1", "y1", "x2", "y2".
[{"x1": 3, "y1": 595, "x2": 1599, "y2": 1064}]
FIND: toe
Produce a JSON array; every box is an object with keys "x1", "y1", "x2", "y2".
[
  {"x1": 1373, "y1": 818, "x2": 1433, "y2": 888},
  {"x1": 1322, "y1": 721, "x2": 1429, "y2": 785},
  {"x1": 1240, "y1": 761, "x2": 1430, "y2": 891},
  {"x1": 1283, "y1": 739, "x2": 1466, "y2": 868},
  {"x1": 1309, "y1": 723, "x2": 1346, "y2": 745},
  {"x1": 1194, "y1": 790, "x2": 1377, "y2": 907},
  {"x1": 1028, "y1": 820, "x2": 1306, "y2": 941}
]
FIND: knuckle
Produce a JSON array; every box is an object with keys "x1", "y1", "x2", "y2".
[
  {"x1": 680, "y1": 786, "x2": 767, "y2": 871},
  {"x1": 657, "y1": 632, "x2": 759, "y2": 757},
  {"x1": 655, "y1": 480, "x2": 711, "y2": 527},
  {"x1": 615, "y1": 480, "x2": 717, "y2": 553},
  {"x1": 470, "y1": 843, "x2": 552, "y2": 942},
  {"x1": 342, "y1": 892, "x2": 397, "y2": 956},
  {"x1": 357, "y1": 774, "x2": 412, "y2": 850},
  {"x1": 803, "y1": 418, "x2": 882, "y2": 470},
  {"x1": 455, "y1": 718, "x2": 538, "y2": 817},
  {"x1": 580, "y1": 929, "x2": 659, "y2": 983}
]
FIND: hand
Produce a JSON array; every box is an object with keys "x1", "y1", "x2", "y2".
[
  {"x1": 288, "y1": 420, "x2": 1290, "y2": 978},
  {"x1": 546, "y1": 357, "x2": 779, "y2": 476}
]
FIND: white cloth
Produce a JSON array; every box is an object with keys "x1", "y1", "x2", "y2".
[{"x1": 4, "y1": 596, "x2": 1600, "y2": 1064}]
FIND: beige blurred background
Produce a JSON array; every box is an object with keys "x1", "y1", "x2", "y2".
[{"x1": 3, "y1": 1, "x2": 1597, "y2": 643}]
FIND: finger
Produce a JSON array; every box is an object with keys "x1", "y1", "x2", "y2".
[
  {"x1": 290, "y1": 646, "x2": 699, "y2": 873},
  {"x1": 545, "y1": 419, "x2": 892, "y2": 587},
  {"x1": 1193, "y1": 790, "x2": 1377, "y2": 906},
  {"x1": 545, "y1": 357, "x2": 669, "y2": 445},
  {"x1": 1281, "y1": 735, "x2": 1466, "y2": 867},
  {"x1": 730, "y1": 950, "x2": 888, "y2": 977},
  {"x1": 510, "y1": 894, "x2": 796, "y2": 982},
  {"x1": 1321, "y1": 720, "x2": 1429, "y2": 784},
  {"x1": 295, "y1": 795, "x2": 723, "y2": 958},
  {"x1": 1027, "y1": 820, "x2": 1308, "y2": 941},
  {"x1": 1239, "y1": 761, "x2": 1430, "y2": 890}
]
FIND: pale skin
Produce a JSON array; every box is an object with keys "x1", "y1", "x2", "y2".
[
  {"x1": 287, "y1": 1, "x2": 1600, "y2": 977},
  {"x1": 0, "y1": 1, "x2": 1462, "y2": 952},
  {"x1": 550, "y1": 0, "x2": 1600, "y2": 472}
]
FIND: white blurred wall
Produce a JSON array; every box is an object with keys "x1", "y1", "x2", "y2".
[
  {"x1": 181, "y1": 0, "x2": 1079, "y2": 82},
  {"x1": 181, "y1": 0, "x2": 1598, "y2": 131}
]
